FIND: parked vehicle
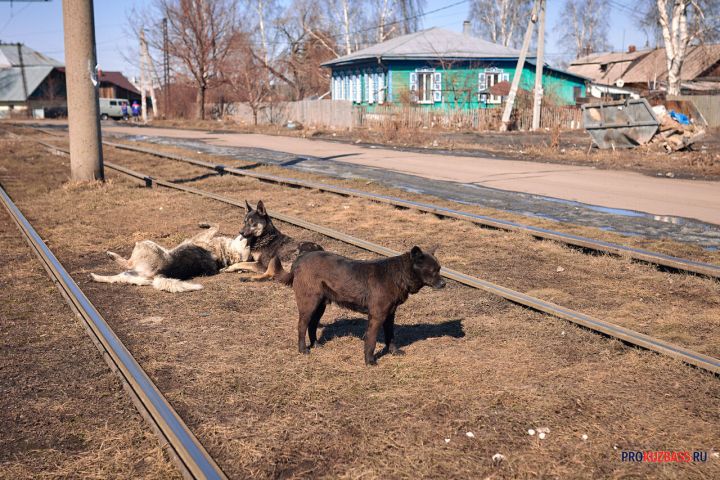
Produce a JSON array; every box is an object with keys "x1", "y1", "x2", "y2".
[{"x1": 99, "y1": 98, "x2": 130, "y2": 120}]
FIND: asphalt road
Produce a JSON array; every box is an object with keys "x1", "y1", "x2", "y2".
[{"x1": 104, "y1": 125, "x2": 720, "y2": 226}]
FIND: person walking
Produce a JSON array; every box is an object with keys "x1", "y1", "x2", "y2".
[
  {"x1": 121, "y1": 101, "x2": 129, "y2": 120},
  {"x1": 131, "y1": 100, "x2": 140, "y2": 121}
]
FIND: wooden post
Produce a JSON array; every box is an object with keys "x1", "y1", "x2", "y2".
[{"x1": 500, "y1": 0, "x2": 539, "y2": 132}]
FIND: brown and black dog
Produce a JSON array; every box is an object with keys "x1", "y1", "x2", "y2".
[
  {"x1": 224, "y1": 200, "x2": 323, "y2": 280},
  {"x1": 272, "y1": 246, "x2": 446, "y2": 365}
]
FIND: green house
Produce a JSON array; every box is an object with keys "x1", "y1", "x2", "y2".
[{"x1": 322, "y1": 28, "x2": 588, "y2": 110}]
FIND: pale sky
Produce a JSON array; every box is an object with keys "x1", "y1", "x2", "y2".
[{"x1": 0, "y1": 0, "x2": 651, "y2": 79}]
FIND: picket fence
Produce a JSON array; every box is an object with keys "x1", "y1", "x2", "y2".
[{"x1": 227, "y1": 100, "x2": 582, "y2": 131}]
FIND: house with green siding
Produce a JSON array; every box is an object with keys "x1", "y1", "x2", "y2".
[{"x1": 322, "y1": 27, "x2": 588, "y2": 110}]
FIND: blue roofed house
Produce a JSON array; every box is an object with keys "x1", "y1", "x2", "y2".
[{"x1": 322, "y1": 25, "x2": 588, "y2": 110}]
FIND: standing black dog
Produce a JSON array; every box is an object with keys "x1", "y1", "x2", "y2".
[
  {"x1": 272, "y1": 246, "x2": 446, "y2": 365},
  {"x1": 224, "y1": 200, "x2": 322, "y2": 280}
]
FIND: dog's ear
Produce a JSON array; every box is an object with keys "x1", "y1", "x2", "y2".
[
  {"x1": 256, "y1": 200, "x2": 267, "y2": 216},
  {"x1": 245, "y1": 200, "x2": 253, "y2": 212},
  {"x1": 410, "y1": 245, "x2": 423, "y2": 261},
  {"x1": 426, "y1": 244, "x2": 439, "y2": 256}
]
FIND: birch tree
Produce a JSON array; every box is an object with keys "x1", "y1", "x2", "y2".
[
  {"x1": 469, "y1": 0, "x2": 532, "y2": 48},
  {"x1": 557, "y1": 0, "x2": 609, "y2": 59},
  {"x1": 653, "y1": 0, "x2": 717, "y2": 95}
]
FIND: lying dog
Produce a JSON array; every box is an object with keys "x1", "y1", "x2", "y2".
[
  {"x1": 223, "y1": 200, "x2": 323, "y2": 280},
  {"x1": 272, "y1": 246, "x2": 446, "y2": 365},
  {"x1": 90, "y1": 224, "x2": 251, "y2": 293}
]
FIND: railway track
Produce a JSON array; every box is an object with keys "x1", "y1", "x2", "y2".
[
  {"x1": 0, "y1": 184, "x2": 227, "y2": 480},
  {"x1": 34, "y1": 140, "x2": 720, "y2": 375},
  {"x1": 100, "y1": 139, "x2": 720, "y2": 280},
  {"x1": 27, "y1": 125, "x2": 720, "y2": 279}
]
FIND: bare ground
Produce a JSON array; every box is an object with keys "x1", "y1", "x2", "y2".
[{"x1": 1, "y1": 129, "x2": 719, "y2": 478}]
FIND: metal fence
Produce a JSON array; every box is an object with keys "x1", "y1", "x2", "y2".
[
  {"x1": 669, "y1": 95, "x2": 720, "y2": 127},
  {"x1": 225, "y1": 100, "x2": 582, "y2": 131}
]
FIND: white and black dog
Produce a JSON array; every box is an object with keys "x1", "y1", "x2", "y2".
[{"x1": 90, "y1": 224, "x2": 251, "y2": 293}]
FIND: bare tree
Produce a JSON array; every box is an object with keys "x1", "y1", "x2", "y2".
[
  {"x1": 151, "y1": 0, "x2": 238, "y2": 119},
  {"x1": 222, "y1": 33, "x2": 271, "y2": 124},
  {"x1": 469, "y1": 0, "x2": 532, "y2": 48},
  {"x1": 650, "y1": 0, "x2": 718, "y2": 95},
  {"x1": 557, "y1": 0, "x2": 609, "y2": 59}
]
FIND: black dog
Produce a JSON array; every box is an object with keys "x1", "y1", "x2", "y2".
[
  {"x1": 224, "y1": 200, "x2": 322, "y2": 280},
  {"x1": 272, "y1": 246, "x2": 446, "y2": 365}
]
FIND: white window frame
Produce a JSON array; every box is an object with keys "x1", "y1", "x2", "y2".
[
  {"x1": 482, "y1": 68, "x2": 507, "y2": 104},
  {"x1": 378, "y1": 72, "x2": 385, "y2": 104},
  {"x1": 355, "y1": 74, "x2": 362, "y2": 103}
]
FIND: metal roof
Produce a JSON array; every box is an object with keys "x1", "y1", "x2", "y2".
[
  {"x1": 0, "y1": 44, "x2": 62, "y2": 68},
  {"x1": 322, "y1": 28, "x2": 522, "y2": 67},
  {"x1": 0, "y1": 66, "x2": 54, "y2": 102}
]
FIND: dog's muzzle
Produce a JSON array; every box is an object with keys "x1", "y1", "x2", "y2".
[{"x1": 432, "y1": 278, "x2": 446, "y2": 289}]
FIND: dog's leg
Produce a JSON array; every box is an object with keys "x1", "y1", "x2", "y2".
[
  {"x1": 297, "y1": 295, "x2": 323, "y2": 355},
  {"x1": 223, "y1": 261, "x2": 262, "y2": 273},
  {"x1": 249, "y1": 257, "x2": 281, "y2": 281},
  {"x1": 90, "y1": 271, "x2": 152, "y2": 286},
  {"x1": 383, "y1": 311, "x2": 404, "y2": 356},
  {"x1": 308, "y1": 302, "x2": 326, "y2": 348},
  {"x1": 106, "y1": 251, "x2": 130, "y2": 269},
  {"x1": 365, "y1": 311, "x2": 385, "y2": 366},
  {"x1": 189, "y1": 225, "x2": 219, "y2": 244}
]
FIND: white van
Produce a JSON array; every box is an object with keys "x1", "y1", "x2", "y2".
[{"x1": 99, "y1": 98, "x2": 130, "y2": 120}]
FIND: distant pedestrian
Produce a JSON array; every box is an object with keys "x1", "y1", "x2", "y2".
[
  {"x1": 131, "y1": 100, "x2": 140, "y2": 121},
  {"x1": 121, "y1": 101, "x2": 129, "y2": 120}
]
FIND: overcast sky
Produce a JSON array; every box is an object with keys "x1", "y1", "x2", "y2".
[{"x1": 0, "y1": 0, "x2": 651, "y2": 79}]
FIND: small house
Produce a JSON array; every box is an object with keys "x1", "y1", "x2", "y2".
[{"x1": 322, "y1": 27, "x2": 588, "y2": 109}]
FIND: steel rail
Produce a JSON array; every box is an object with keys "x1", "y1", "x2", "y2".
[
  {"x1": 33, "y1": 140, "x2": 717, "y2": 375},
  {"x1": 99, "y1": 140, "x2": 720, "y2": 280},
  {"x1": 0, "y1": 184, "x2": 228, "y2": 480}
]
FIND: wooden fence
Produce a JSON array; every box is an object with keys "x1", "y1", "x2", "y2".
[
  {"x1": 225, "y1": 100, "x2": 582, "y2": 131},
  {"x1": 669, "y1": 95, "x2": 720, "y2": 127}
]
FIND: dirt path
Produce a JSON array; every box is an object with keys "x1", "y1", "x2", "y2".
[{"x1": 102, "y1": 124, "x2": 720, "y2": 226}]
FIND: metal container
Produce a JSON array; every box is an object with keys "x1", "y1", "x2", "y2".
[{"x1": 582, "y1": 99, "x2": 659, "y2": 149}]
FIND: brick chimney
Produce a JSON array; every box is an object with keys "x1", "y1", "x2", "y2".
[
  {"x1": 628, "y1": 45, "x2": 636, "y2": 53},
  {"x1": 463, "y1": 21, "x2": 471, "y2": 36}
]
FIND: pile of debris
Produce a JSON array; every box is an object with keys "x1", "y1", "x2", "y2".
[{"x1": 649, "y1": 105, "x2": 706, "y2": 152}]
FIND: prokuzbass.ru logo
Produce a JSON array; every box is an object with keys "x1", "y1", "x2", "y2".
[{"x1": 621, "y1": 450, "x2": 709, "y2": 463}]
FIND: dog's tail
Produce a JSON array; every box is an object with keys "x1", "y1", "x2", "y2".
[
  {"x1": 151, "y1": 276, "x2": 203, "y2": 293},
  {"x1": 91, "y1": 271, "x2": 153, "y2": 286},
  {"x1": 268, "y1": 256, "x2": 294, "y2": 285}
]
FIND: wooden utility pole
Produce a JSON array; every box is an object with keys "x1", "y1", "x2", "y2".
[
  {"x1": 62, "y1": 0, "x2": 104, "y2": 181},
  {"x1": 16, "y1": 43, "x2": 30, "y2": 118},
  {"x1": 500, "y1": 0, "x2": 539, "y2": 132},
  {"x1": 163, "y1": 17, "x2": 170, "y2": 118},
  {"x1": 532, "y1": 0, "x2": 546, "y2": 131}
]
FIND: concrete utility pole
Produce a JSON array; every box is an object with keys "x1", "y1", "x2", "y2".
[
  {"x1": 62, "y1": 0, "x2": 104, "y2": 181},
  {"x1": 140, "y1": 29, "x2": 158, "y2": 120},
  {"x1": 163, "y1": 17, "x2": 170, "y2": 118},
  {"x1": 531, "y1": 0, "x2": 546, "y2": 131},
  {"x1": 500, "y1": 0, "x2": 539, "y2": 132}
]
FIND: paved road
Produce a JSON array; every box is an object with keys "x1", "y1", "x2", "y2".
[{"x1": 104, "y1": 125, "x2": 720, "y2": 226}]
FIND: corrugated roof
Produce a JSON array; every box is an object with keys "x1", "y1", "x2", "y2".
[
  {"x1": 0, "y1": 44, "x2": 62, "y2": 68},
  {"x1": 98, "y1": 71, "x2": 140, "y2": 95},
  {"x1": 322, "y1": 28, "x2": 522, "y2": 66},
  {"x1": 621, "y1": 44, "x2": 720, "y2": 84},
  {"x1": 571, "y1": 49, "x2": 651, "y2": 66},
  {"x1": 0, "y1": 66, "x2": 54, "y2": 102}
]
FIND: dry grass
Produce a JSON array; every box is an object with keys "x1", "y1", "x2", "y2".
[
  {"x1": 1, "y1": 133, "x2": 719, "y2": 478},
  {"x1": 0, "y1": 197, "x2": 179, "y2": 478}
]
